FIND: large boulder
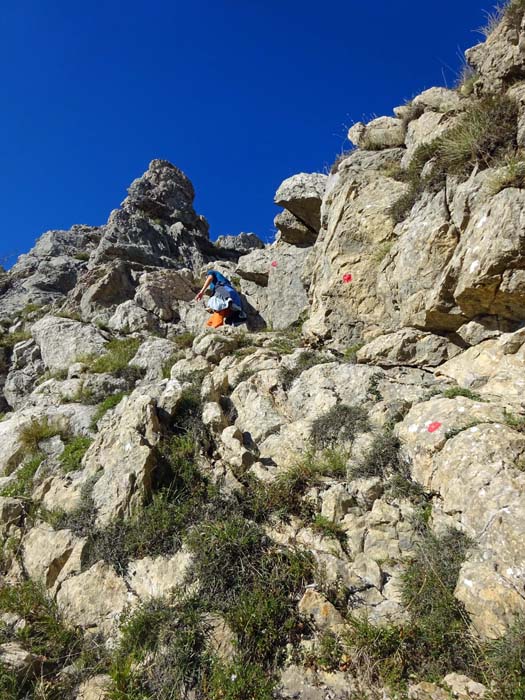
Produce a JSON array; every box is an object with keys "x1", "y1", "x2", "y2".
[
  {"x1": 303, "y1": 148, "x2": 407, "y2": 348},
  {"x1": 356, "y1": 328, "x2": 462, "y2": 368},
  {"x1": 348, "y1": 116, "x2": 406, "y2": 150},
  {"x1": 83, "y1": 392, "x2": 162, "y2": 525},
  {"x1": 274, "y1": 172, "x2": 327, "y2": 232},
  {"x1": 31, "y1": 317, "x2": 108, "y2": 371},
  {"x1": 215, "y1": 232, "x2": 265, "y2": 254},
  {"x1": 274, "y1": 209, "x2": 317, "y2": 246}
]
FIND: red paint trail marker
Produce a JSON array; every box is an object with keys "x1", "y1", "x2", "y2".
[
  {"x1": 427, "y1": 421, "x2": 442, "y2": 433},
  {"x1": 271, "y1": 261, "x2": 278, "y2": 268},
  {"x1": 343, "y1": 273, "x2": 352, "y2": 283}
]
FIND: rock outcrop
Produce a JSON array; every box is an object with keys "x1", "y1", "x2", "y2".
[{"x1": 2, "y1": 5, "x2": 525, "y2": 699}]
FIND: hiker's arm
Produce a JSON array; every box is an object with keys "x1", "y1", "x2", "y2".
[{"x1": 195, "y1": 275, "x2": 213, "y2": 301}]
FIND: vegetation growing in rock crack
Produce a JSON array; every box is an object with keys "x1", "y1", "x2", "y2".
[
  {"x1": 310, "y1": 404, "x2": 369, "y2": 449},
  {"x1": 0, "y1": 580, "x2": 107, "y2": 700},
  {"x1": 81, "y1": 337, "x2": 144, "y2": 381}
]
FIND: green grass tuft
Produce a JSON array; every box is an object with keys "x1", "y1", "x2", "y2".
[
  {"x1": 90, "y1": 392, "x2": 128, "y2": 430},
  {"x1": 59, "y1": 436, "x2": 92, "y2": 473},
  {"x1": 82, "y1": 338, "x2": 143, "y2": 381}
]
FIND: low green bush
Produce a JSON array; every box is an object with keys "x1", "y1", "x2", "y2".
[
  {"x1": 59, "y1": 436, "x2": 92, "y2": 473},
  {"x1": 246, "y1": 449, "x2": 348, "y2": 521},
  {"x1": 82, "y1": 338, "x2": 143, "y2": 381},
  {"x1": 442, "y1": 386, "x2": 483, "y2": 401},
  {"x1": 310, "y1": 404, "x2": 369, "y2": 449},
  {"x1": 1, "y1": 453, "x2": 44, "y2": 498},
  {"x1": 350, "y1": 430, "x2": 402, "y2": 479}
]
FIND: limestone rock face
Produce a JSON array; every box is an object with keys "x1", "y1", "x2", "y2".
[
  {"x1": 437, "y1": 327, "x2": 525, "y2": 404},
  {"x1": 56, "y1": 561, "x2": 133, "y2": 636},
  {"x1": 91, "y1": 160, "x2": 215, "y2": 269},
  {"x1": 412, "y1": 87, "x2": 463, "y2": 112},
  {"x1": 126, "y1": 548, "x2": 194, "y2": 601},
  {"x1": 398, "y1": 398, "x2": 525, "y2": 637},
  {"x1": 0, "y1": 225, "x2": 100, "y2": 317},
  {"x1": 466, "y1": 9, "x2": 525, "y2": 91},
  {"x1": 274, "y1": 172, "x2": 327, "y2": 232},
  {"x1": 21, "y1": 526, "x2": 83, "y2": 590},
  {"x1": 134, "y1": 268, "x2": 195, "y2": 322},
  {"x1": 303, "y1": 148, "x2": 407, "y2": 347},
  {"x1": 31, "y1": 316, "x2": 108, "y2": 371},
  {"x1": 83, "y1": 392, "x2": 162, "y2": 525},
  {"x1": 357, "y1": 328, "x2": 461, "y2": 368}
]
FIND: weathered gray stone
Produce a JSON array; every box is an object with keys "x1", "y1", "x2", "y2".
[
  {"x1": 274, "y1": 209, "x2": 317, "y2": 246},
  {"x1": 274, "y1": 172, "x2": 327, "y2": 232},
  {"x1": 56, "y1": 561, "x2": 133, "y2": 636},
  {"x1": 357, "y1": 328, "x2": 461, "y2": 367},
  {"x1": 83, "y1": 393, "x2": 162, "y2": 525},
  {"x1": 348, "y1": 116, "x2": 406, "y2": 150},
  {"x1": 31, "y1": 317, "x2": 107, "y2": 371}
]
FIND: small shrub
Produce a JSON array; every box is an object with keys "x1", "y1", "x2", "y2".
[
  {"x1": 342, "y1": 343, "x2": 364, "y2": 363},
  {"x1": 90, "y1": 392, "x2": 128, "y2": 430},
  {"x1": 110, "y1": 595, "x2": 209, "y2": 700},
  {"x1": 59, "y1": 436, "x2": 92, "y2": 473},
  {"x1": 83, "y1": 338, "x2": 143, "y2": 380},
  {"x1": 205, "y1": 659, "x2": 275, "y2": 700},
  {"x1": 61, "y1": 381, "x2": 98, "y2": 405},
  {"x1": 442, "y1": 386, "x2": 483, "y2": 401},
  {"x1": 308, "y1": 631, "x2": 346, "y2": 671},
  {"x1": 1, "y1": 452, "x2": 44, "y2": 498},
  {"x1": 246, "y1": 449, "x2": 348, "y2": 521},
  {"x1": 74, "y1": 251, "x2": 90, "y2": 261},
  {"x1": 161, "y1": 351, "x2": 183, "y2": 379},
  {"x1": 310, "y1": 515, "x2": 347, "y2": 546},
  {"x1": 18, "y1": 417, "x2": 64, "y2": 452},
  {"x1": 172, "y1": 331, "x2": 196, "y2": 349},
  {"x1": 484, "y1": 615, "x2": 525, "y2": 700},
  {"x1": 487, "y1": 154, "x2": 525, "y2": 194},
  {"x1": 457, "y1": 64, "x2": 479, "y2": 96},
  {"x1": 438, "y1": 95, "x2": 518, "y2": 176},
  {"x1": 351, "y1": 430, "x2": 402, "y2": 479},
  {"x1": 372, "y1": 240, "x2": 394, "y2": 264},
  {"x1": 504, "y1": 409, "x2": 525, "y2": 433},
  {"x1": 0, "y1": 580, "x2": 82, "y2": 662},
  {"x1": 330, "y1": 148, "x2": 355, "y2": 174},
  {"x1": 186, "y1": 516, "x2": 266, "y2": 607},
  {"x1": 0, "y1": 330, "x2": 31, "y2": 350},
  {"x1": 311, "y1": 404, "x2": 369, "y2": 449},
  {"x1": 45, "y1": 477, "x2": 97, "y2": 536},
  {"x1": 505, "y1": 0, "x2": 525, "y2": 30}
]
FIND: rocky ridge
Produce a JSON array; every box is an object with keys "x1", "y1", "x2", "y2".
[{"x1": 1, "y1": 4, "x2": 525, "y2": 699}]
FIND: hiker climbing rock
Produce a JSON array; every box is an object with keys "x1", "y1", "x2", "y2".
[{"x1": 195, "y1": 269, "x2": 246, "y2": 327}]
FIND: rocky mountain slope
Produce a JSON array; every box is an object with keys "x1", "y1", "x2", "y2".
[{"x1": 1, "y1": 3, "x2": 525, "y2": 699}]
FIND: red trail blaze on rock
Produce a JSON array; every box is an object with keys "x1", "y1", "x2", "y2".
[
  {"x1": 343, "y1": 273, "x2": 352, "y2": 283},
  {"x1": 271, "y1": 261, "x2": 278, "y2": 268},
  {"x1": 427, "y1": 421, "x2": 442, "y2": 433}
]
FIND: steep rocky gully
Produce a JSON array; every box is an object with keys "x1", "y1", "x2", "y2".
[{"x1": 2, "y1": 4, "x2": 525, "y2": 699}]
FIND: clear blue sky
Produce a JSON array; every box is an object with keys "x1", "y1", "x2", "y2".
[{"x1": 0, "y1": 0, "x2": 492, "y2": 265}]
